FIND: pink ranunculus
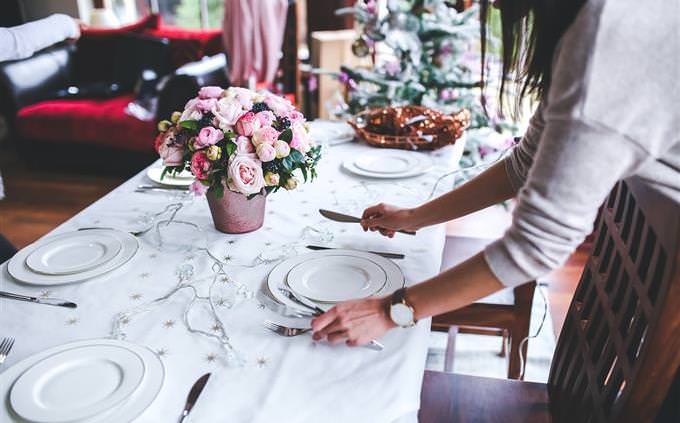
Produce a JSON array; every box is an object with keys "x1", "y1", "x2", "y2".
[
  {"x1": 273, "y1": 140, "x2": 290, "y2": 158},
  {"x1": 158, "y1": 135, "x2": 184, "y2": 166},
  {"x1": 289, "y1": 123, "x2": 311, "y2": 153},
  {"x1": 235, "y1": 112, "x2": 260, "y2": 137},
  {"x1": 286, "y1": 110, "x2": 305, "y2": 124},
  {"x1": 234, "y1": 136, "x2": 255, "y2": 155},
  {"x1": 198, "y1": 86, "x2": 224, "y2": 99},
  {"x1": 189, "y1": 180, "x2": 208, "y2": 196},
  {"x1": 195, "y1": 126, "x2": 224, "y2": 149},
  {"x1": 212, "y1": 98, "x2": 246, "y2": 131},
  {"x1": 256, "y1": 143, "x2": 276, "y2": 162},
  {"x1": 255, "y1": 110, "x2": 276, "y2": 127},
  {"x1": 252, "y1": 126, "x2": 279, "y2": 147},
  {"x1": 264, "y1": 94, "x2": 294, "y2": 116},
  {"x1": 179, "y1": 98, "x2": 203, "y2": 122},
  {"x1": 227, "y1": 154, "x2": 264, "y2": 195},
  {"x1": 190, "y1": 151, "x2": 212, "y2": 180},
  {"x1": 196, "y1": 98, "x2": 218, "y2": 113},
  {"x1": 224, "y1": 87, "x2": 254, "y2": 109}
]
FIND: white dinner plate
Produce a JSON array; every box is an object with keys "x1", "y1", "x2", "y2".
[
  {"x1": 146, "y1": 167, "x2": 194, "y2": 187},
  {"x1": 7, "y1": 229, "x2": 139, "y2": 286},
  {"x1": 342, "y1": 149, "x2": 433, "y2": 179},
  {"x1": 25, "y1": 232, "x2": 122, "y2": 275},
  {"x1": 10, "y1": 345, "x2": 145, "y2": 423},
  {"x1": 287, "y1": 255, "x2": 386, "y2": 303},
  {"x1": 0, "y1": 339, "x2": 164, "y2": 423},
  {"x1": 266, "y1": 249, "x2": 404, "y2": 312},
  {"x1": 308, "y1": 120, "x2": 355, "y2": 145}
]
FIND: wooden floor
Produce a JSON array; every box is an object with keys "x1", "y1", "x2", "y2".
[{"x1": 0, "y1": 147, "x2": 582, "y2": 337}]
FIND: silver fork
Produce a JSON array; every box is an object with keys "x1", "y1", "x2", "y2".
[
  {"x1": 0, "y1": 337, "x2": 15, "y2": 365},
  {"x1": 264, "y1": 320, "x2": 311, "y2": 337}
]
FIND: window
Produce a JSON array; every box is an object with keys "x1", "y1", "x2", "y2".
[{"x1": 153, "y1": 0, "x2": 224, "y2": 29}]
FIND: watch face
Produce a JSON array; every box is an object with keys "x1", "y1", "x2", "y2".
[{"x1": 390, "y1": 303, "x2": 414, "y2": 327}]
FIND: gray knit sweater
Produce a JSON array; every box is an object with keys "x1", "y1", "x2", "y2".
[{"x1": 484, "y1": 0, "x2": 680, "y2": 287}]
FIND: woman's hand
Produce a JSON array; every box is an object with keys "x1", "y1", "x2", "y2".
[
  {"x1": 311, "y1": 297, "x2": 396, "y2": 346},
  {"x1": 360, "y1": 203, "x2": 421, "y2": 238}
]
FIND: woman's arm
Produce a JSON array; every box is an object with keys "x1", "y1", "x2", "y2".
[{"x1": 0, "y1": 14, "x2": 80, "y2": 62}]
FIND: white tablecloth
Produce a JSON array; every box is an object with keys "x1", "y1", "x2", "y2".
[{"x1": 1, "y1": 142, "x2": 457, "y2": 422}]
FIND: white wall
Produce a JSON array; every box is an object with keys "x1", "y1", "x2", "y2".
[{"x1": 21, "y1": 0, "x2": 83, "y2": 20}]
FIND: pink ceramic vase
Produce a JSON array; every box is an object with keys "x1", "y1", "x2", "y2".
[{"x1": 206, "y1": 188, "x2": 266, "y2": 234}]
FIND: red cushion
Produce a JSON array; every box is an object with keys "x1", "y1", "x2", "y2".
[
  {"x1": 143, "y1": 27, "x2": 222, "y2": 68},
  {"x1": 17, "y1": 96, "x2": 155, "y2": 153}
]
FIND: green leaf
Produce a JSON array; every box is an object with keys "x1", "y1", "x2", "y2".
[
  {"x1": 278, "y1": 128, "x2": 293, "y2": 143},
  {"x1": 212, "y1": 182, "x2": 224, "y2": 199},
  {"x1": 300, "y1": 165, "x2": 308, "y2": 182},
  {"x1": 180, "y1": 120, "x2": 199, "y2": 131},
  {"x1": 289, "y1": 149, "x2": 304, "y2": 163},
  {"x1": 225, "y1": 141, "x2": 236, "y2": 157},
  {"x1": 281, "y1": 156, "x2": 294, "y2": 171}
]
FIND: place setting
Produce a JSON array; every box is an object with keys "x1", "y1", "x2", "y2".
[
  {"x1": 135, "y1": 166, "x2": 194, "y2": 195},
  {"x1": 342, "y1": 148, "x2": 434, "y2": 179}
]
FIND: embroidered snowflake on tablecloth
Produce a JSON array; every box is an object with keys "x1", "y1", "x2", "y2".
[
  {"x1": 257, "y1": 302, "x2": 266, "y2": 310},
  {"x1": 264, "y1": 242, "x2": 272, "y2": 247},
  {"x1": 223, "y1": 255, "x2": 233, "y2": 263},
  {"x1": 139, "y1": 272, "x2": 151, "y2": 279},
  {"x1": 227, "y1": 240, "x2": 236, "y2": 245},
  {"x1": 40, "y1": 290, "x2": 51, "y2": 299},
  {"x1": 65, "y1": 316, "x2": 79, "y2": 326},
  {"x1": 256, "y1": 356, "x2": 269, "y2": 368},
  {"x1": 163, "y1": 320, "x2": 176, "y2": 328},
  {"x1": 211, "y1": 322, "x2": 222, "y2": 333},
  {"x1": 205, "y1": 352, "x2": 218, "y2": 363},
  {"x1": 148, "y1": 253, "x2": 158, "y2": 259},
  {"x1": 130, "y1": 293, "x2": 143, "y2": 301},
  {"x1": 214, "y1": 297, "x2": 230, "y2": 307},
  {"x1": 120, "y1": 316, "x2": 131, "y2": 325},
  {"x1": 156, "y1": 348, "x2": 168, "y2": 357}
]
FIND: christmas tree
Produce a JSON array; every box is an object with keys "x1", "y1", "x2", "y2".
[{"x1": 334, "y1": 0, "x2": 518, "y2": 169}]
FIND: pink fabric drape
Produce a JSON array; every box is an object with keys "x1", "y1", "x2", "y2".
[{"x1": 222, "y1": 0, "x2": 289, "y2": 87}]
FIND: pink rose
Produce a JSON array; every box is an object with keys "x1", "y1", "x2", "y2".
[
  {"x1": 196, "y1": 98, "x2": 218, "y2": 113},
  {"x1": 198, "y1": 86, "x2": 223, "y2": 99},
  {"x1": 252, "y1": 126, "x2": 279, "y2": 146},
  {"x1": 264, "y1": 94, "x2": 294, "y2": 116},
  {"x1": 189, "y1": 180, "x2": 208, "y2": 196},
  {"x1": 212, "y1": 98, "x2": 246, "y2": 131},
  {"x1": 180, "y1": 98, "x2": 203, "y2": 122},
  {"x1": 190, "y1": 151, "x2": 212, "y2": 180},
  {"x1": 235, "y1": 112, "x2": 260, "y2": 137},
  {"x1": 256, "y1": 143, "x2": 276, "y2": 162},
  {"x1": 255, "y1": 110, "x2": 276, "y2": 127},
  {"x1": 289, "y1": 123, "x2": 311, "y2": 153},
  {"x1": 274, "y1": 140, "x2": 290, "y2": 158},
  {"x1": 195, "y1": 126, "x2": 224, "y2": 149},
  {"x1": 286, "y1": 110, "x2": 305, "y2": 124},
  {"x1": 234, "y1": 136, "x2": 255, "y2": 155},
  {"x1": 227, "y1": 154, "x2": 264, "y2": 195},
  {"x1": 159, "y1": 142, "x2": 184, "y2": 166}
]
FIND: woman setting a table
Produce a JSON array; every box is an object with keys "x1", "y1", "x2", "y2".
[{"x1": 311, "y1": 0, "x2": 679, "y2": 345}]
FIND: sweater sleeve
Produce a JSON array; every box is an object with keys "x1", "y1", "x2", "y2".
[
  {"x1": 503, "y1": 102, "x2": 546, "y2": 192},
  {"x1": 0, "y1": 14, "x2": 79, "y2": 62},
  {"x1": 484, "y1": 118, "x2": 651, "y2": 286}
]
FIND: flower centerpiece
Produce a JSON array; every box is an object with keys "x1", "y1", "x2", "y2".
[{"x1": 155, "y1": 86, "x2": 321, "y2": 233}]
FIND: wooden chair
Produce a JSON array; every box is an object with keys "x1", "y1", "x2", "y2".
[
  {"x1": 420, "y1": 178, "x2": 680, "y2": 422},
  {"x1": 432, "y1": 236, "x2": 536, "y2": 379}
]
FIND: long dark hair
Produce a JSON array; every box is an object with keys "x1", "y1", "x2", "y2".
[{"x1": 480, "y1": 0, "x2": 588, "y2": 115}]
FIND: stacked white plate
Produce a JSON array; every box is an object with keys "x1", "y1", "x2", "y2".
[
  {"x1": 343, "y1": 149, "x2": 433, "y2": 179},
  {"x1": 7, "y1": 229, "x2": 139, "y2": 285},
  {"x1": 308, "y1": 120, "x2": 355, "y2": 146},
  {"x1": 267, "y1": 249, "x2": 405, "y2": 312},
  {"x1": 146, "y1": 167, "x2": 194, "y2": 187},
  {"x1": 0, "y1": 339, "x2": 164, "y2": 423}
]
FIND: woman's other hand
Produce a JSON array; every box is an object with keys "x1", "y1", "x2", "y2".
[
  {"x1": 311, "y1": 297, "x2": 396, "y2": 346},
  {"x1": 360, "y1": 203, "x2": 420, "y2": 238}
]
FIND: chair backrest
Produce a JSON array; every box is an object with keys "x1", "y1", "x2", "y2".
[{"x1": 547, "y1": 178, "x2": 680, "y2": 422}]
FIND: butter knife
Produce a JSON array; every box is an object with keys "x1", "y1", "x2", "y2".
[
  {"x1": 306, "y1": 245, "x2": 405, "y2": 260},
  {"x1": 319, "y1": 209, "x2": 416, "y2": 236},
  {"x1": 0, "y1": 291, "x2": 77, "y2": 309},
  {"x1": 178, "y1": 373, "x2": 211, "y2": 423}
]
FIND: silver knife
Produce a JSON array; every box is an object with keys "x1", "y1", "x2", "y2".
[
  {"x1": 318, "y1": 209, "x2": 416, "y2": 236},
  {"x1": 0, "y1": 291, "x2": 77, "y2": 308},
  {"x1": 178, "y1": 373, "x2": 211, "y2": 423},
  {"x1": 306, "y1": 245, "x2": 405, "y2": 260},
  {"x1": 138, "y1": 184, "x2": 188, "y2": 191},
  {"x1": 256, "y1": 291, "x2": 316, "y2": 318}
]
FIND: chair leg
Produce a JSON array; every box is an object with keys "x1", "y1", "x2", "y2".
[
  {"x1": 443, "y1": 326, "x2": 458, "y2": 373},
  {"x1": 499, "y1": 329, "x2": 508, "y2": 357}
]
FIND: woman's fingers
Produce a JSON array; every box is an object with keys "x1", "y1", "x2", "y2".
[{"x1": 311, "y1": 307, "x2": 338, "y2": 334}]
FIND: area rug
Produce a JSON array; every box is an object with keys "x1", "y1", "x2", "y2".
[{"x1": 425, "y1": 284, "x2": 556, "y2": 383}]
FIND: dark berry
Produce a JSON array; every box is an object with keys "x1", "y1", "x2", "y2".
[
  {"x1": 274, "y1": 117, "x2": 291, "y2": 131},
  {"x1": 251, "y1": 102, "x2": 269, "y2": 113},
  {"x1": 198, "y1": 112, "x2": 214, "y2": 128}
]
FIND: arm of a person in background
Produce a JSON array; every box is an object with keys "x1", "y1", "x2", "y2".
[{"x1": 0, "y1": 14, "x2": 80, "y2": 62}]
